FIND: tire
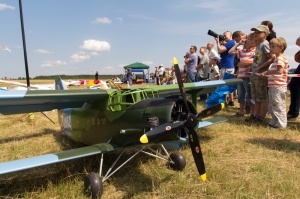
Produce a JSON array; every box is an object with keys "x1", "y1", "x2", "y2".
[
  {"x1": 83, "y1": 172, "x2": 103, "y2": 199},
  {"x1": 169, "y1": 151, "x2": 186, "y2": 171}
]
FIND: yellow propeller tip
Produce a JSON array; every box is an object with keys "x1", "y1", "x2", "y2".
[
  {"x1": 200, "y1": 173, "x2": 207, "y2": 181},
  {"x1": 140, "y1": 134, "x2": 149, "y2": 144},
  {"x1": 173, "y1": 57, "x2": 178, "y2": 65},
  {"x1": 221, "y1": 103, "x2": 225, "y2": 109}
]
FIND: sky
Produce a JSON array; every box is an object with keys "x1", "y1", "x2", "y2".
[{"x1": 1, "y1": 0, "x2": 300, "y2": 79}]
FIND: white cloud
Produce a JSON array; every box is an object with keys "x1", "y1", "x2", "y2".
[
  {"x1": 90, "y1": 52, "x2": 98, "y2": 56},
  {"x1": 0, "y1": 3, "x2": 15, "y2": 11},
  {"x1": 91, "y1": 17, "x2": 112, "y2": 24},
  {"x1": 80, "y1": 40, "x2": 111, "y2": 51},
  {"x1": 41, "y1": 60, "x2": 67, "y2": 67},
  {"x1": 71, "y1": 52, "x2": 91, "y2": 62},
  {"x1": 35, "y1": 49, "x2": 52, "y2": 54}
]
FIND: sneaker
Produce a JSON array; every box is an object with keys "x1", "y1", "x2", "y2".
[
  {"x1": 245, "y1": 114, "x2": 258, "y2": 122},
  {"x1": 227, "y1": 101, "x2": 235, "y2": 106}
]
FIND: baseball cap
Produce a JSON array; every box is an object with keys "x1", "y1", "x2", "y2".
[
  {"x1": 251, "y1": 25, "x2": 269, "y2": 33},
  {"x1": 160, "y1": 64, "x2": 163, "y2": 67}
]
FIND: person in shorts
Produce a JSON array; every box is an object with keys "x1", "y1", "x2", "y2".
[{"x1": 245, "y1": 25, "x2": 275, "y2": 123}]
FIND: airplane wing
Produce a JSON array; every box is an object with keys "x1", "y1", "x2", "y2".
[
  {"x1": 0, "y1": 143, "x2": 115, "y2": 175},
  {"x1": 0, "y1": 78, "x2": 241, "y2": 115},
  {"x1": 146, "y1": 79, "x2": 242, "y2": 106},
  {"x1": 0, "y1": 89, "x2": 109, "y2": 114}
]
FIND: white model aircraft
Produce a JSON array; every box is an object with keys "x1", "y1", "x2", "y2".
[
  {"x1": 64, "y1": 79, "x2": 86, "y2": 87},
  {"x1": 0, "y1": 79, "x2": 54, "y2": 90}
]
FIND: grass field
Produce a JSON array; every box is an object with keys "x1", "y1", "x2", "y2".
[{"x1": 1, "y1": 80, "x2": 300, "y2": 198}]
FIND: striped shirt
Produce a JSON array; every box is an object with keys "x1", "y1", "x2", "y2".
[
  {"x1": 237, "y1": 47, "x2": 256, "y2": 78},
  {"x1": 268, "y1": 54, "x2": 288, "y2": 87}
]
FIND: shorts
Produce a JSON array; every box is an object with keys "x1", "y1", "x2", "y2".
[
  {"x1": 220, "y1": 68, "x2": 235, "y2": 80},
  {"x1": 250, "y1": 74, "x2": 268, "y2": 103}
]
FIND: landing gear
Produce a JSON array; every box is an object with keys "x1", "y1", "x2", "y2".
[
  {"x1": 169, "y1": 151, "x2": 186, "y2": 171},
  {"x1": 83, "y1": 145, "x2": 186, "y2": 198},
  {"x1": 84, "y1": 172, "x2": 103, "y2": 199}
]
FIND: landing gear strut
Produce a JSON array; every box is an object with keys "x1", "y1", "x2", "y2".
[{"x1": 83, "y1": 145, "x2": 186, "y2": 198}]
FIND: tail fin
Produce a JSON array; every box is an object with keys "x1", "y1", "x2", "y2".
[{"x1": 55, "y1": 76, "x2": 68, "y2": 90}]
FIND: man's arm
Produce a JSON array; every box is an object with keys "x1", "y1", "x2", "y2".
[
  {"x1": 254, "y1": 53, "x2": 275, "y2": 73},
  {"x1": 215, "y1": 37, "x2": 227, "y2": 54}
]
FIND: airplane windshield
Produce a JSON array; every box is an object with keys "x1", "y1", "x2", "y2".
[{"x1": 107, "y1": 88, "x2": 159, "y2": 111}]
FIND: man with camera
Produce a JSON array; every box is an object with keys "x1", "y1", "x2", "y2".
[
  {"x1": 214, "y1": 31, "x2": 236, "y2": 106},
  {"x1": 184, "y1": 45, "x2": 198, "y2": 82}
]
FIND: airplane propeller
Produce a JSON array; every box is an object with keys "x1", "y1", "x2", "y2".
[{"x1": 139, "y1": 57, "x2": 225, "y2": 182}]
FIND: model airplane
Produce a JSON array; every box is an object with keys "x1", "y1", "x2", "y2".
[
  {"x1": 64, "y1": 79, "x2": 88, "y2": 87},
  {"x1": 0, "y1": 79, "x2": 54, "y2": 90},
  {"x1": 0, "y1": 58, "x2": 241, "y2": 198}
]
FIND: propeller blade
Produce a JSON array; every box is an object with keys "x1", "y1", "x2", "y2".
[
  {"x1": 140, "y1": 121, "x2": 186, "y2": 144},
  {"x1": 173, "y1": 57, "x2": 206, "y2": 181},
  {"x1": 173, "y1": 57, "x2": 190, "y2": 113},
  {"x1": 196, "y1": 103, "x2": 225, "y2": 120},
  {"x1": 187, "y1": 127, "x2": 206, "y2": 181}
]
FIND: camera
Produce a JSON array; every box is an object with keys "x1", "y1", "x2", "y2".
[
  {"x1": 207, "y1": 30, "x2": 225, "y2": 41},
  {"x1": 184, "y1": 52, "x2": 190, "y2": 59}
]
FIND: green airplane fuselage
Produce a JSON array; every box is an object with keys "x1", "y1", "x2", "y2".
[{"x1": 59, "y1": 88, "x2": 196, "y2": 146}]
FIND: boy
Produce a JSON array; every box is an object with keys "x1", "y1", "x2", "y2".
[
  {"x1": 229, "y1": 33, "x2": 256, "y2": 116},
  {"x1": 261, "y1": 37, "x2": 288, "y2": 128},
  {"x1": 208, "y1": 56, "x2": 220, "y2": 80},
  {"x1": 245, "y1": 25, "x2": 275, "y2": 123}
]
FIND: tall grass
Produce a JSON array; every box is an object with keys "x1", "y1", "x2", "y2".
[{"x1": 0, "y1": 81, "x2": 300, "y2": 198}]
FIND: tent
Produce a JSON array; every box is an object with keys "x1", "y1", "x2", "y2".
[
  {"x1": 123, "y1": 62, "x2": 150, "y2": 69},
  {"x1": 123, "y1": 62, "x2": 150, "y2": 82}
]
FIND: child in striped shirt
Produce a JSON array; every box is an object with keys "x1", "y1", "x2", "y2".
[
  {"x1": 261, "y1": 37, "x2": 289, "y2": 128},
  {"x1": 229, "y1": 33, "x2": 256, "y2": 116}
]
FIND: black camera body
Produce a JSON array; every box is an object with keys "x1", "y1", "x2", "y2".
[{"x1": 207, "y1": 30, "x2": 225, "y2": 41}]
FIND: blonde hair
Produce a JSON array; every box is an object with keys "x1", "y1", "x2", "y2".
[{"x1": 270, "y1": 37, "x2": 287, "y2": 52}]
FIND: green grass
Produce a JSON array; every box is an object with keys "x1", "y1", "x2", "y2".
[{"x1": 0, "y1": 82, "x2": 300, "y2": 198}]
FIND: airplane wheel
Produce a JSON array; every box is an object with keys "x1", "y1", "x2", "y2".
[
  {"x1": 169, "y1": 151, "x2": 186, "y2": 171},
  {"x1": 84, "y1": 172, "x2": 103, "y2": 199}
]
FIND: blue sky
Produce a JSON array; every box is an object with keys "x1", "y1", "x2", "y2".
[{"x1": 1, "y1": 0, "x2": 300, "y2": 78}]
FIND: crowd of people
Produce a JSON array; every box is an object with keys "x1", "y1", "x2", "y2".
[
  {"x1": 182, "y1": 20, "x2": 300, "y2": 129},
  {"x1": 121, "y1": 20, "x2": 300, "y2": 129}
]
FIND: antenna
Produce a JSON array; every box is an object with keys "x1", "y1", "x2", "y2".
[{"x1": 19, "y1": 0, "x2": 30, "y2": 87}]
